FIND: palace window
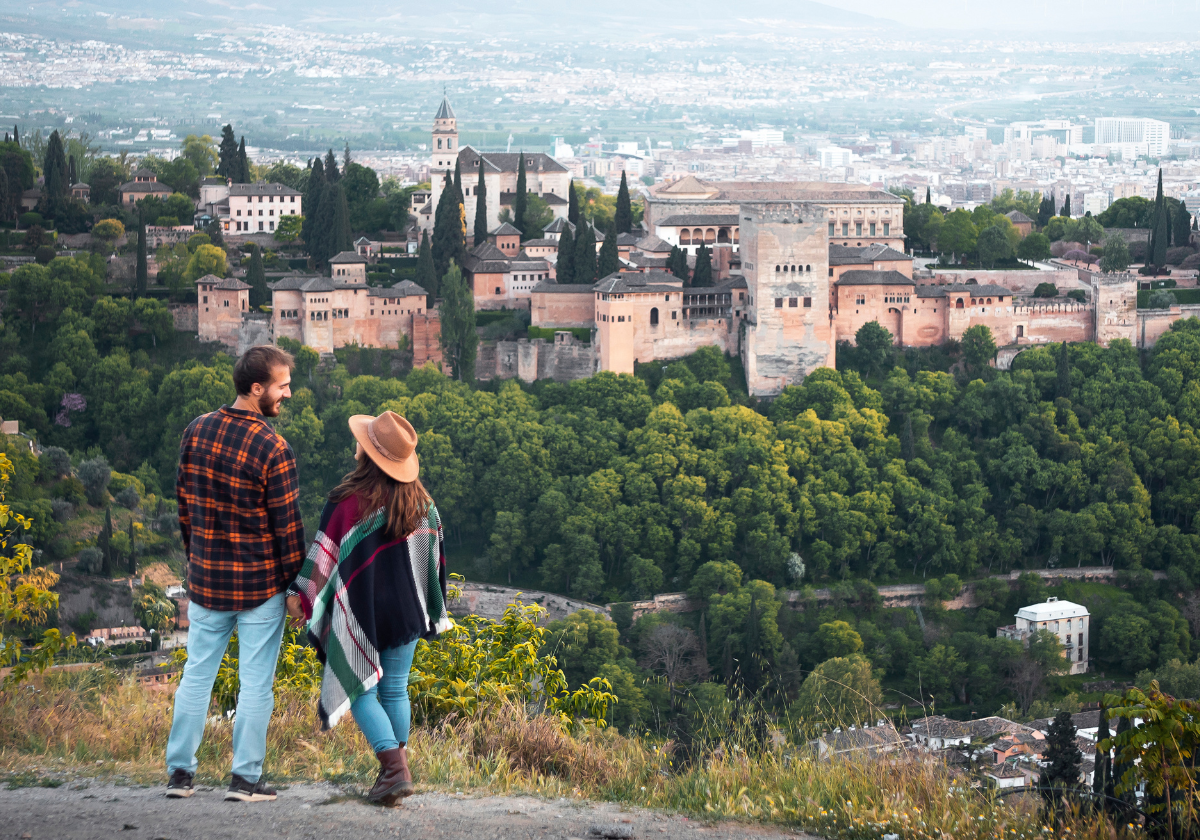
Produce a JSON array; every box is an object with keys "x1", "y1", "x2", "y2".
[
  {"x1": 855, "y1": 223, "x2": 862, "y2": 236},
  {"x1": 788, "y1": 298, "x2": 797, "y2": 307},
  {"x1": 869, "y1": 223, "x2": 876, "y2": 236},
  {"x1": 804, "y1": 297, "x2": 812, "y2": 307},
  {"x1": 842, "y1": 223, "x2": 848, "y2": 236},
  {"x1": 650, "y1": 307, "x2": 659, "y2": 325},
  {"x1": 883, "y1": 223, "x2": 890, "y2": 236},
  {"x1": 828, "y1": 223, "x2": 834, "y2": 236},
  {"x1": 775, "y1": 298, "x2": 783, "y2": 308}
]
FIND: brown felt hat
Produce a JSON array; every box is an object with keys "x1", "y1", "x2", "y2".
[{"x1": 347, "y1": 411, "x2": 420, "y2": 483}]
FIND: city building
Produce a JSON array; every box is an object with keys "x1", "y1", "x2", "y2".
[
  {"x1": 463, "y1": 224, "x2": 554, "y2": 311},
  {"x1": 422, "y1": 97, "x2": 571, "y2": 240},
  {"x1": 997, "y1": 596, "x2": 1090, "y2": 674},
  {"x1": 1094, "y1": 118, "x2": 1170, "y2": 158},
  {"x1": 212, "y1": 180, "x2": 303, "y2": 234},
  {"x1": 118, "y1": 168, "x2": 172, "y2": 206}
]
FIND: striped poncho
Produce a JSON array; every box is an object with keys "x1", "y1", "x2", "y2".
[{"x1": 290, "y1": 497, "x2": 452, "y2": 729}]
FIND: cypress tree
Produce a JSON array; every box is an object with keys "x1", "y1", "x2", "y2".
[
  {"x1": 438, "y1": 260, "x2": 478, "y2": 382},
  {"x1": 302, "y1": 157, "x2": 326, "y2": 250},
  {"x1": 324, "y1": 148, "x2": 339, "y2": 183},
  {"x1": 41, "y1": 129, "x2": 68, "y2": 217},
  {"x1": 432, "y1": 171, "x2": 466, "y2": 281},
  {"x1": 556, "y1": 225, "x2": 575, "y2": 284},
  {"x1": 1061, "y1": 194, "x2": 1071, "y2": 219},
  {"x1": 514, "y1": 153, "x2": 528, "y2": 239},
  {"x1": 1151, "y1": 169, "x2": 1168, "y2": 267},
  {"x1": 135, "y1": 210, "x2": 148, "y2": 297},
  {"x1": 924, "y1": 187, "x2": 931, "y2": 205},
  {"x1": 246, "y1": 244, "x2": 268, "y2": 308},
  {"x1": 12, "y1": 124, "x2": 18, "y2": 145},
  {"x1": 1037, "y1": 194, "x2": 1054, "y2": 228},
  {"x1": 692, "y1": 243, "x2": 713, "y2": 287},
  {"x1": 1041, "y1": 711, "x2": 1082, "y2": 812},
  {"x1": 237, "y1": 137, "x2": 250, "y2": 183},
  {"x1": 574, "y1": 221, "x2": 597, "y2": 284},
  {"x1": 415, "y1": 229, "x2": 437, "y2": 306},
  {"x1": 567, "y1": 179, "x2": 579, "y2": 225},
  {"x1": 473, "y1": 160, "x2": 488, "y2": 246},
  {"x1": 614, "y1": 171, "x2": 632, "y2": 234},
  {"x1": 453, "y1": 159, "x2": 463, "y2": 207},
  {"x1": 1173, "y1": 204, "x2": 1191, "y2": 248},
  {"x1": 67, "y1": 155, "x2": 77, "y2": 187},
  {"x1": 668, "y1": 244, "x2": 690, "y2": 284},
  {"x1": 1093, "y1": 705, "x2": 1113, "y2": 805},
  {"x1": 597, "y1": 221, "x2": 620, "y2": 278},
  {"x1": 331, "y1": 183, "x2": 352, "y2": 256},
  {"x1": 312, "y1": 179, "x2": 338, "y2": 265},
  {"x1": 217, "y1": 124, "x2": 239, "y2": 180},
  {"x1": 99, "y1": 507, "x2": 114, "y2": 577},
  {"x1": 1055, "y1": 341, "x2": 1071, "y2": 400},
  {"x1": 128, "y1": 517, "x2": 137, "y2": 576}
]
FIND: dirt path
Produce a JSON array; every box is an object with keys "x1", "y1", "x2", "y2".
[{"x1": 0, "y1": 781, "x2": 812, "y2": 840}]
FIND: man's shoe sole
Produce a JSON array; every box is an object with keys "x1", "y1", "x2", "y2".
[
  {"x1": 224, "y1": 790, "x2": 277, "y2": 802},
  {"x1": 166, "y1": 788, "x2": 194, "y2": 799}
]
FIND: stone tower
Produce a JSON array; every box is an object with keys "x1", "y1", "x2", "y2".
[
  {"x1": 1089, "y1": 270, "x2": 1137, "y2": 347},
  {"x1": 431, "y1": 97, "x2": 458, "y2": 176},
  {"x1": 740, "y1": 203, "x2": 835, "y2": 396}
]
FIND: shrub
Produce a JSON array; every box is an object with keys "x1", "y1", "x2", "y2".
[
  {"x1": 50, "y1": 477, "x2": 86, "y2": 506},
  {"x1": 18, "y1": 212, "x2": 43, "y2": 228},
  {"x1": 50, "y1": 499, "x2": 74, "y2": 523},
  {"x1": 35, "y1": 246, "x2": 55, "y2": 265},
  {"x1": 1148, "y1": 289, "x2": 1176, "y2": 309},
  {"x1": 76, "y1": 456, "x2": 112, "y2": 506},
  {"x1": 154, "y1": 216, "x2": 179, "y2": 228},
  {"x1": 1033, "y1": 282, "x2": 1058, "y2": 298},
  {"x1": 1166, "y1": 246, "x2": 1194, "y2": 266},
  {"x1": 77, "y1": 547, "x2": 104, "y2": 575},
  {"x1": 114, "y1": 486, "x2": 139, "y2": 509},
  {"x1": 1067, "y1": 289, "x2": 1086, "y2": 302},
  {"x1": 39, "y1": 446, "x2": 72, "y2": 481}
]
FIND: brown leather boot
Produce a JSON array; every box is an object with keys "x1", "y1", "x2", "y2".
[
  {"x1": 389, "y1": 746, "x2": 415, "y2": 801},
  {"x1": 367, "y1": 748, "x2": 409, "y2": 804}
]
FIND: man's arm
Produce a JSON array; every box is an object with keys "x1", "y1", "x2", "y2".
[
  {"x1": 176, "y1": 428, "x2": 193, "y2": 551},
  {"x1": 265, "y1": 442, "x2": 306, "y2": 590}
]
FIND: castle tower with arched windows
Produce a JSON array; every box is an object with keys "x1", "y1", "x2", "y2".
[{"x1": 431, "y1": 97, "x2": 458, "y2": 174}]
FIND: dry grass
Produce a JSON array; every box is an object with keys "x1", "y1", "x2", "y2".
[{"x1": 0, "y1": 671, "x2": 1146, "y2": 839}]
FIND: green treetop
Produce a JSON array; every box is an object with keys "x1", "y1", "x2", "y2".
[{"x1": 614, "y1": 171, "x2": 632, "y2": 234}]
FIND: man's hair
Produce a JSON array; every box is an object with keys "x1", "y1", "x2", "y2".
[{"x1": 233, "y1": 345, "x2": 295, "y2": 396}]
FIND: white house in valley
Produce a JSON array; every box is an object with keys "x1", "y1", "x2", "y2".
[{"x1": 997, "y1": 596, "x2": 1090, "y2": 674}]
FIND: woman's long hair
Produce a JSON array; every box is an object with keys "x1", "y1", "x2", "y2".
[{"x1": 329, "y1": 455, "x2": 431, "y2": 540}]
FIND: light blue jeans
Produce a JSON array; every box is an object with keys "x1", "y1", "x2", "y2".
[
  {"x1": 350, "y1": 640, "x2": 418, "y2": 753},
  {"x1": 166, "y1": 592, "x2": 286, "y2": 782}
]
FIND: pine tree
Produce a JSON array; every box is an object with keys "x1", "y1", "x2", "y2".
[
  {"x1": 1061, "y1": 194, "x2": 1071, "y2": 219},
  {"x1": 597, "y1": 221, "x2": 620, "y2": 278},
  {"x1": 128, "y1": 517, "x2": 137, "y2": 576},
  {"x1": 924, "y1": 187, "x2": 931, "y2": 205},
  {"x1": 574, "y1": 222, "x2": 597, "y2": 284},
  {"x1": 473, "y1": 160, "x2": 488, "y2": 246},
  {"x1": 302, "y1": 157, "x2": 326, "y2": 250},
  {"x1": 40, "y1": 129, "x2": 68, "y2": 218},
  {"x1": 99, "y1": 507, "x2": 114, "y2": 577},
  {"x1": 668, "y1": 245, "x2": 690, "y2": 284},
  {"x1": 1056, "y1": 341, "x2": 1071, "y2": 400},
  {"x1": 439, "y1": 260, "x2": 478, "y2": 382},
  {"x1": 556, "y1": 225, "x2": 575, "y2": 284},
  {"x1": 567, "y1": 179, "x2": 579, "y2": 225},
  {"x1": 135, "y1": 210, "x2": 148, "y2": 297},
  {"x1": 324, "y1": 148, "x2": 339, "y2": 183},
  {"x1": 614, "y1": 171, "x2": 632, "y2": 234},
  {"x1": 343, "y1": 141, "x2": 352, "y2": 171},
  {"x1": 331, "y1": 183, "x2": 352, "y2": 256},
  {"x1": 432, "y1": 171, "x2": 466, "y2": 281},
  {"x1": 415, "y1": 230, "x2": 437, "y2": 306},
  {"x1": 692, "y1": 243, "x2": 713, "y2": 287},
  {"x1": 237, "y1": 137, "x2": 250, "y2": 183},
  {"x1": 1041, "y1": 711, "x2": 1082, "y2": 809},
  {"x1": 246, "y1": 244, "x2": 268, "y2": 308},
  {"x1": 514, "y1": 153, "x2": 528, "y2": 239},
  {"x1": 217, "y1": 124, "x2": 239, "y2": 180}
]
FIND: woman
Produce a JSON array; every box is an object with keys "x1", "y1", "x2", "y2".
[{"x1": 287, "y1": 410, "x2": 451, "y2": 806}]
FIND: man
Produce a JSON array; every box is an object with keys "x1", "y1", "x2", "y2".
[{"x1": 165, "y1": 345, "x2": 305, "y2": 802}]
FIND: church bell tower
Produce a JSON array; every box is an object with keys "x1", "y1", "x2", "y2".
[{"x1": 432, "y1": 96, "x2": 458, "y2": 176}]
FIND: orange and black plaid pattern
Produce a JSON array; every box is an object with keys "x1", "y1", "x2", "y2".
[{"x1": 177, "y1": 406, "x2": 305, "y2": 612}]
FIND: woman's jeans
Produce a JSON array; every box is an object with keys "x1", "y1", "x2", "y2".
[
  {"x1": 350, "y1": 640, "x2": 418, "y2": 753},
  {"x1": 165, "y1": 592, "x2": 287, "y2": 782}
]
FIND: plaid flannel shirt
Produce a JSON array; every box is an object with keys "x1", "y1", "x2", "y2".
[{"x1": 177, "y1": 405, "x2": 305, "y2": 612}]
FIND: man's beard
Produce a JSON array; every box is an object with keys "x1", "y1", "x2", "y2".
[{"x1": 258, "y1": 392, "x2": 281, "y2": 417}]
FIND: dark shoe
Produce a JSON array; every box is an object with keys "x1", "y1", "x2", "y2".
[
  {"x1": 224, "y1": 774, "x2": 277, "y2": 802},
  {"x1": 368, "y1": 747, "x2": 414, "y2": 804},
  {"x1": 166, "y1": 768, "x2": 194, "y2": 798}
]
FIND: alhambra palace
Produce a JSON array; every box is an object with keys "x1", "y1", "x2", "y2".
[{"x1": 197, "y1": 99, "x2": 1184, "y2": 396}]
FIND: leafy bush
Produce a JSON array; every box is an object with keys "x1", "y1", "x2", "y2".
[
  {"x1": 114, "y1": 486, "x2": 139, "y2": 509},
  {"x1": 77, "y1": 547, "x2": 104, "y2": 575},
  {"x1": 50, "y1": 477, "x2": 86, "y2": 506},
  {"x1": 35, "y1": 246, "x2": 55, "y2": 265},
  {"x1": 1166, "y1": 246, "x2": 1194, "y2": 266},
  {"x1": 50, "y1": 499, "x2": 74, "y2": 523},
  {"x1": 76, "y1": 456, "x2": 112, "y2": 506},
  {"x1": 39, "y1": 446, "x2": 71, "y2": 481},
  {"x1": 1148, "y1": 290, "x2": 1177, "y2": 309},
  {"x1": 18, "y1": 212, "x2": 43, "y2": 228},
  {"x1": 1066, "y1": 289, "x2": 1086, "y2": 303},
  {"x1": 528, "y1": 326, "x2": 591, "y2": 343},
  {"x1": 1033, "y1": 282, "x2": 1058, "y2": 298}
]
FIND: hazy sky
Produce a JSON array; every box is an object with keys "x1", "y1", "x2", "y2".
[{"x1": 818, "y1": 0, "x2": 1200, "y2": 32}]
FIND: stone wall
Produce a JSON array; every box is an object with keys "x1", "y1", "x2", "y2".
[
  {"x1": 1138, "y1": 305, "x2": 1200, "y2": 349},
  {"x1": 169, "y1": 303, "x2": 198, "y2": 332},
  {"x1": 478, "y1": 335, "x2": 597, "y2": 383},
  {"x1": 1016, "y1": 301, "x2": 1094, "y2": 345},
  {"x1": 931, "y1": 268, "x2": 1083, "y2": 295},
  {"x1": 237, "y1": 314, "x2": 273, "y2": 355},
  {"x1": 453, "y1": 581, "x2": 610, "y2": 623}
]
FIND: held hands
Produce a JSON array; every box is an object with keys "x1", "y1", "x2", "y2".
[{"x1": 286, "y1": 594, "x2": 306, "y2": 628}]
